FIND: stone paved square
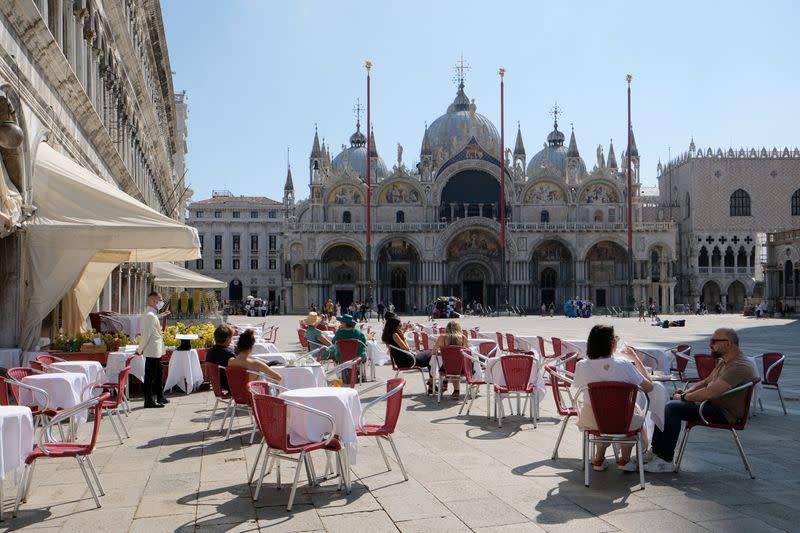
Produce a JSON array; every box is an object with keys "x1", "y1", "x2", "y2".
[{"x1": 3, "y1": 313, "x2": 797, "y2": 532}]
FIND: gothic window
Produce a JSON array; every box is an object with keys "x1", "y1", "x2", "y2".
[
  {"x1": 342, "y1": 211, "x2": 351, "y2": 223},
  {"x1": 729, "y1": 189, "x2": 751, "y2": 216},
  {"x1": 685, "y1": 192, "x2": 691, "y2": 219},
  {"x1": 711, "y1": 246, "x2": 721, "y2": 267},
  {"x1": 594, "y1": 210, "x2": 603, "y2": 223},
  {"x1": 792, "y1": 189, "x2": 800, "y2": 216},
  {"x1": 737, "y1": 246, "x2": 747, "y2": 268},
  {"x1": 540, "y1": 210, "x2": 550, "y2": 223},
  {"x1": 786, "y1": 261, "x2": 794, "y2": 285},
  {"x1": 724, "y1": 247, "x2": 734, "y2": 268},
  {"x1": 698, "y1": 246, "x2": 709, "y2": 267},
  {"x1": 396, "y1": 210, "x2": 405, "y2": 223}
]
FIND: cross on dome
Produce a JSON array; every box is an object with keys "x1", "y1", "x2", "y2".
[
  {"x1": 452, "y1": 54, "x2": 471, "y2": 89},
  {"x1": 353, "y1": 98, "x2": 363, "y2": 129},
  {"x1": 550, "y1": 102, "x2": 562, "y2": 128}
]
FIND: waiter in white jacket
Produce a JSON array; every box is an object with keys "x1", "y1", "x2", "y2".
[{"x1": 136, "y1": 291, "x2": 171, "y2": 408}]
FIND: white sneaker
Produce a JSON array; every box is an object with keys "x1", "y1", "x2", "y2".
[
  {"x1": 618, "y1": 460, "x2": 638, "y2": 472},
  {"x1": 643, "y1": 456, "x2": 675, "y2": 473},
  {"x1": 592, "y1": 459, "x2": 609, "y2": 471},
  {"x1": 642, "y1": 449, "x2": 655, "y2": 463}
]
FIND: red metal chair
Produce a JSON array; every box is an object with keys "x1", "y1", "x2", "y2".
[
  {"x1": 336, "y1": 338, "x2": 367, "y2": 387},
  {"x1": 91, "y1": 365, "x2": 132, "y2": 445},
  {"x1": 551, "y1": 337, "x2": 563, "y2": 358},
  {"x1": 296, "y1": 328, "x2": 309, "y2": 350},
  {"x1": 5, "y1": 368, "x2": 57, "y2": 424},
  {"x1": 97, "y1": 355, "x2": 137, "y2": 415},
  {"x1": 385, "y1": 343, "x2": 430, "y2": 394},
  {"x1": 694, "y1": 354, "x2": 718, "y2": 380},
  {"x1": 545, "y1": 365, "x2": 576, "y2": 459},
  {"x1": 580, "y1": 381, "x2": 647, "y2": 490},
  {"x1": 357, "y1": 378, "x2": 408, "y2": 480},
  {"x1": 28, "y1": 360, "x2": 45, "y2": 373},
  {"x1": 223, "y1": 366, "x2": 258, "y2": 443},
  {"x1": 670, "y1": 345, "x2": 697, "y2": 385},
  {"x1": 556, "y1": 351, "x2": 580, "y2": 376},
  {"x1": 412, "y1": 331, "x2": 421, "y2": 351},
  {"x1": 0, "y1": 376, "x2": 8, "y2": 405},
  {"x1": 469, "y1": 329, "x2": 478, "y2": 339},
  {"x1": 437, "y1": 346, "x2": 466, "y2": 403},
  {"x1": 248, "y1": 381, "x2": 344, "y2": 511},
  {"x1": 754, "y1": 352, "x2": 786, "y2": 414},
  {"x1": 420, "y1": 332, "x2": 431, "y2": 350},
  {"x1": 495, "y1": 332, "x2": 508, "y2": 354},
  {"x1": 205, "y1": 362, "x2": 233, "y2": 431},
  {"x1": 538, "y1": 336, "x2": 555, "y2": 359},
  {"x1": 477, "y1": 341, "x2": 498, "y2": 358},
  {"x1": 13, "y1": 393, "x2": 111, "y2": 516},
  {"x1": 675, "y1": 378, "x2": 760, "y2": 478},
  {"x1": 494, "y1": 355, "x2": 538, "y2": 428},
  {"x1": 35, "y1": 355, "x2": 66, "y2": 367},
  {"x1": 460, "y1": 351, "x2": 490, "y2": 417},
  {"x1": 505, "y1": 333, "x2": 536, "y2": 355}
]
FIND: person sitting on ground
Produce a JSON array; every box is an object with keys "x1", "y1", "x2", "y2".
[
  {"x1": 645, "y1": 327, "x2": 755, "y2": 473},
  {"x1": 303, "y1": 312, "x2": 332, "y2": 352},
  {"x1": 382, "y1": 312, "x2": 433, "y2": 392},
  {"x1": 430, "y1": 320, "x2": 468, "y2": 399},
  {"x1": 227, "y1": 329, "x2": 282, "y2": 382},
  {"x1": 323, "y1": 314, "x2": 367, "y2": 363},
  {"x1": 205, "y1": 323, "x2": 236, "y2": 389},
  {"x1": 572, "y1": 325, "x2": 654, "y2": 472}
]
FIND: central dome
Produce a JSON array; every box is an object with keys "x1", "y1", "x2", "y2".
[
  {"x1": 331, "y1": 122, "x2": 388, "y2": 180},
  {"x1": 527, "y1": 122, "x2": 587, "y2": 177},
  {"x1": 426, "y1": 83, "x2": 500, "y2": 160}
]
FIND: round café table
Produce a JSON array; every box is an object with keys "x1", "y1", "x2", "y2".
[
  {"x1": 50, "y1": 360, "x2": 106, "y2": 386},
  {"x1": 0, "y1": 406, "x2": 34, "y2": 520}
]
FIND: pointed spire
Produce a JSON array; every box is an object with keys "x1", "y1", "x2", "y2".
[
  {"x1": 284, "y1": 147, "x2": 294, "y2": 192},
  {"x1": 310, "y1": 124, "x2": 322, "y2": 157},
  {"x1": 369, "y1": 124, "x2": 378, "y2": 157},
  {"x1": 607, "y1": 139, "x2": 618, "y2": 168},
  {"x1": 629, "y1": 127, "x2": 639, "y2": 157},
  {"x1": 689, "y1": 137, "x2": 696, "y2": 152},
  {"x1": 513, "y1": 122, "x2": 526, "y2": 156},
  {"x1": 566, "y1": 124, "x2": 580, "y2": 158},
  {"x1": 420, "y1": 122, "x2": 432, "y2": 156}
]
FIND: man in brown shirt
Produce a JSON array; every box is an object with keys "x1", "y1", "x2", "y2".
[{"x1": 645, "y1": 327, "x2": 756, "y2": 473}]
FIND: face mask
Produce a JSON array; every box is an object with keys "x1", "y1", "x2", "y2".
[{"x1": 156, "y1": 300, "x2": 165, "y2": 311}]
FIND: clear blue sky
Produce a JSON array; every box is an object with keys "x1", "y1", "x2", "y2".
[{"x1": 161, "y1": 0, "x2": 799, "y2": 203}]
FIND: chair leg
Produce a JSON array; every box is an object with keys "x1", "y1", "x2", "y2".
[
  {"x1": 253, "y1": 450, "x2": 271, "y2": 501},
  {"x1": 248, "y1": 440, "x2": 265, "y2": 484},
  {"x1": 303, "y1": 454, "x2": 315, "y2": 488},
  {"x1": 637, "y1": 433, "x2": 646, "y2": 490},
  {"x1": 76, "y1": 457, "x2": 101, "y2": 509},
  {"x1": 12, "y1": 465, "x2": 30, "y2": 516},
  {"x1": 731, "y1": 429, "x2": 755, "y2": 479},
  {"x1": 225, "y1": 404, "x2": 237, "y2": 440},
  {"x1": 248, "y1": 409, "x2": 257, "y2": 445},
  {"x1": 584, "y1": 433, "x2": 590, "y2": 487},
  {"x1": 286, "y1": 451, "x2": 306, "y2": 511},
  {"x1": 674, "y1": 427, "x2": 691, "y2": 472},
  {"x1": 106, "y1": 408, "x2": 123, "y2": 445},
  {"x1": 458, "y1": 385, "x2": 471, "y2": 415},
  {"x1": 375, "y1": 437, "x2": 392, "y2": 472},
  {"x1": 116, "y1": 410, "x2": 130, "y2": 438},
  {"x1": 387, "y1": 435, "x2": 408, "y2": 481},
  {"x1": 219, "y1": 401, "x2": 232, "y2": 433},
  {"x1": 551, "y1": 415, "x2": 570, "y2": 460},
  {"x1": 496, "y1": 393, "x2": 503, "y2": 428},
  {"x1": 486, "y1": 383, "x2": 490, "y2": 419},
  {"x1": 85, "y1": 456, "x2": 105, "y2": 495},
  {"x1": 206, "y1": 397, "x2": 220, "y2": 429},
  {"x1": 777, "y1": 386, "x2": 787, "y2": 415}
]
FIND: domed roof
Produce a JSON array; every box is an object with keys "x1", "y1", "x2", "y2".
[
  {"x1": 527, "y1": 122, "x2": 586, "y2": 177},
  {"x1": 331, "y1": 122, "x2": 388, "y2": 180},
  {"x1": 426, "y1": 83, "x2": 500, "y2": 159}
]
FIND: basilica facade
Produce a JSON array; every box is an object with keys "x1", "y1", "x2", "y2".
[{"x1": 280, "y1": 79, "x2": 678, "y2": 314}]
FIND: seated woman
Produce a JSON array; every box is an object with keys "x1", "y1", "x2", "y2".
[
  {"x1": 430, "y1": 320, "x2": 468, "y2": 399},
  {"x1": 228, "y1": 329, "x2": 283, "y2": 382},
  {"x1": 381, "y1": 312, "x2": 433, "y2": 393},
  {"x1": 303, "y1": 312, "x2": 332, "y2": 352},
  {"x1": 572, "y1": 324, "x2": 653, "y2": 472}
]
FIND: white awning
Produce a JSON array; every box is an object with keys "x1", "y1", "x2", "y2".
[
  {"x1": 21, "y1": 143, "x2": 200, "y2": 349},
  {"x1": 153, "y1": 262, "x2": 226, "y2": 288}
]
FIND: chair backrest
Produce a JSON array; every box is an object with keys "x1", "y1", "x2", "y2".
[
  {"x1": 297, "y1": 329, "x2": 309, "y2": 349},
  {"x1": 462, "y1": 353, "x2": 479, "y2": 383},
  {"x1": 546, "y1": 365, "x2": 573, "y2": 416},
  {"x1": 537, "y1": 336, "x2": 548, "y2": 359},
  {"x1": 438, "y1": 327, "x2": 447, "y2": 335},
  {"x1": 420, "y1": 333, "x2": 431, "y2": 350},
  {"x1": 412, "y1": 331, "x2": 421, "y2": 350},
  {"x1": 0, "y1": 377, "x2": 9, "y2": 405},
  {"x1": 105, "y1": 366, "x2": 131, "y2": 408},
  {"x1": 586, "y1": 381, "x2": 638, "y2": 435},
  {"x1": 761, "y1": 352, "x2": 784, "y2": 385},
  {"x1": 206, "y1": 362, "x2": 228, "y2": 397},
  {"x1": 670, "y1": 345, "x2": 692, "y2": 373},
  {"x1": 299, "y1": 320, "x2": 307, "y2": 330},
  {"x1": 6, "y1": 367, "x2": 36, "y2": 403},
  {"x1": 249, "y1": 382, "x2": 289, "y2": 451},
  {"x1": 29, "y1": 360, "x2": 45, "y2": 372},
  {"x1": 37, "y1": 355, "x2": 58, "y2": 366},
  {"x1": 694, "y1": 354, "x2": 717, "y2": 380},
  {"x1": 499, "y1": 355, "x2": 534, "y2": 391},
  {"x1": 732, "y1": 378, "x2": 760, "y2": 427},
  {"x1": 561, "y1": 351, "x2": 579, "y2": 374},
  {"x1": 551, "y1": 337, "x2": 563, "y2": 358},
  {"x1": 505, "y1": 333, "x2": 517, "y2": 352},
  {"x1": 225, "y1": 366, "x2": 253, "y2": 406},
  {"x1": 477, "y1": 341, "x2": 497, "y2": 358},
  {"x1": 440, "y1": 346, "x2": 466, "y2": 377},
  {"x1": 469, "y1": 329, "x2": 478, "y2": 339},
  {"x1": 380, "y1": 377, "x2": 406, "y2": 434},
  {"x1": 495, "y1": 331, "x2": 506, "y2": 352},
  {"x1": 336, "y1": 338, "x2": 361, "y2": 361}
]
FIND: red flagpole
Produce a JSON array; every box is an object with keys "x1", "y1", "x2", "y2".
[
  {"x1": 499, "y1": 67, "x2": 506, "y2": 308},
  {"x1": 626, "y1": 74, "x2": 634, "y2": 310},
  {"x1": 365, "y1": 61, "x2": 373, "y2": 306}
]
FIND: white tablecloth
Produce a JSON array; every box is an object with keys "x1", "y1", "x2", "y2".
[
  {"x1": 50, "y1": 361, "x2": 106, "y2": 386},
  {"x1": 251, "y1": 342, "x2": 279, "y2": 355},
  {"x1": 632, "y1": 346, "x2": 670, "y2": 372},
  {"x1": 0, "y1": 348, "x2": 21, "y2": 369},
  {"x1": 273, "y1": 365, "x2": 326, "y2": 390},
  {"x1": 484, "y1": 354, "x2": 546, "y2": 403},
  {"x1": 280, "y1": 387, "x2": 362, "y2": 464},
  {"x1": 114, "y1": 315, "x2": 142, "y2": 337},
  {"x1": 164, "y1": 349, "x2": 203, "y2": 393},
  {"x1": 367, "y1": 341, "x2": 390, "y2": 366},
  {"x1": 477, "y1": 331, "x2": 498, "y2": 340},
  {"x1": 253, "y1": 352, "x2": 298, "y2": 366},
  {"x1": 561, "y1": 339, "x2": 587, "y2": 357},
  {"x1": 19, "y1": 372, "x2": 89, "y2": 422},
  {"x1": 515, "y1": 336, "x2": 540, "y2": 352},
  {"x1": 106, "y1": 352, "x2": 145, "y2": 383},
  {"x1": 0, "y1": 406, "x2": 34, "y2": 482},
  {"x1": 748, "y1": 356, "x2": 765, "y2": 410}
]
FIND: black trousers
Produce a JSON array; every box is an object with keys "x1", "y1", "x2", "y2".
[{"x1": 143, "y1": 357, "x2": 165, "y2": 404}]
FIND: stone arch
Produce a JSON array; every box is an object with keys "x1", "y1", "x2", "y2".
[
  {"x1": 376, "y1": 239, "x2": 421, "y2": 312},
  {"x1": 726, "y1": 280, "x2": 747, "y2": 311},
  {"x1": 527, "y1": 235, "x2": 577, "y2": 263},
  {"x1": 577, "y1": 179, "x2": 622, "y2": 204},
  {"x1": 584, "y1": 240, "x2": 629, "y2": 308},
  {"x1": 530, "y1": 239, "x2": 574, "y2": 307},
  {"x1": 377, "y1": 178, "x2": 423, "y2": 206},
  {"x1": 700, "y1": 280, "x2": 722, "y2": 308},
  {"x1": 522, "y1": 179, "x2": 569, "y2": 204},
  {"x1": 434, "y1": 218, "x2": 517, "y2": 258},
  {"x1": 430, "y1": 159, "x2": 514, "y2": 206},
  {"x1": 578, "y1": 235, "x2": 628, "y2": 261}
]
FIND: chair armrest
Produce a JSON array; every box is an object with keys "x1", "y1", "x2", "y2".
[
  {"x1": 283, "y1": 399, "x2": 336, "y2": 446},
  {"x1": 633, "y1": 348, "x2": 659, "y2": 368},
  {"x1": 546, "y1": 366, "x2": 574, "y2": 385},
  {"x1": 697, "y1": 379, "x2": 759, "y2": 425},
  {"x1": 555, "y1": 353, "x2": 579, "y2": 368},
  {"x1": 38, "y1": 396, "x2": 103, "y2": 454},
  {"x1": 359, "y1": 381, "x2": 404, "y2": 433},
  {"x1": 758, "y1": 354, "x2": 785, "y2": 383},
  {"x1": 464, "y1": 351, "x2": 488, "y2": 366},
  {"x1": 7, "y1": 378, "x2": 51, "y2": 412},
  {"x1": 359, "y1": 380, "x2": 388, "y2": 396},
  {"x1": 389, "y1": 345, "x2": 419, "y2": 369},
  {"x1": 325, "y1": 358, "x2": 361, "y2": 377}
]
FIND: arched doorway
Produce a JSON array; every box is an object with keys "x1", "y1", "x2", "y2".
[
  {"x1": 377, "y1": 240, "x2": 420, "y2": 313},
  {"x1": 586, "y1": 241, "x2": 628, "y2": 308},
  {"x1": 727, "y1": 280, "x2": 746, "y2": 312},
  {"x1": 439, "y1": 170, "x2": 502, "y2": 222},
  {"x1": 701, "y1": 280, "x2": 721, "y2": 308},
  {"x1": 228, "y1": 279, "x2": 243, "y2": 303},
  {"x1": 531, "y1": 240, "x2": 573, "y2": 308},
  {"x1": 322, "y1": 244, "x2": 363, "y2": 308},
  {"x1": 291, "y1": 264, "x2": 306, "y2": 311},
  {"x1": 447, "y1": 229, "x2": 501, "y2": 306},
  {"x1": 460, "y1": 264, "x2": 490, "y2": 305}
]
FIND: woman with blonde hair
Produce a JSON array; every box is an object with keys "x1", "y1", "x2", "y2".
[{"x1": 431, "y1": 320, "x2": 469, "y2": 399}]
